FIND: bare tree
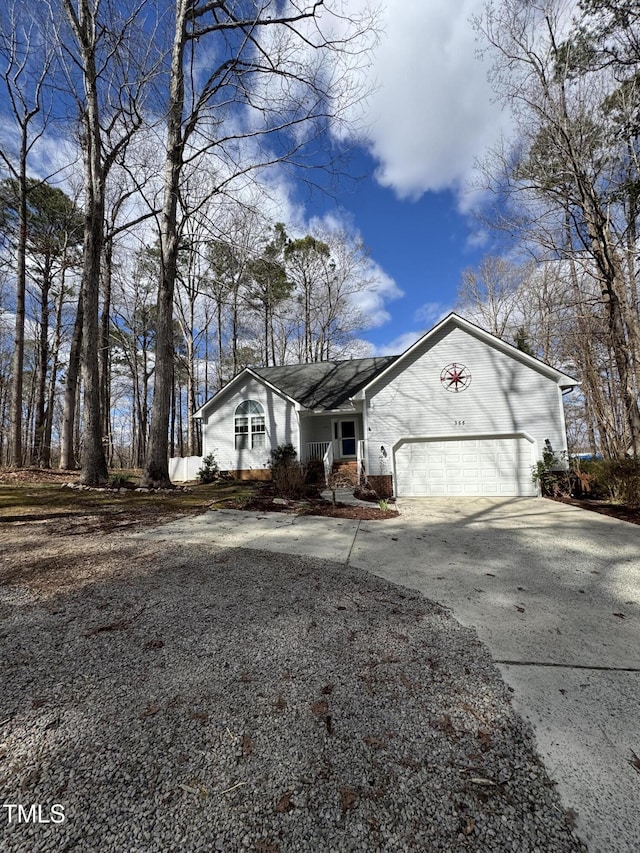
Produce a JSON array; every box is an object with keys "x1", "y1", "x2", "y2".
[
  {"x1": 283, "y1": 226, "x2": 370, "y2": 362},
  {"x1": 249, "y1": 222, "x2": 292, "y2": 366},
  {"x1": 476, "y1": 0, "x2": 640, "y2": 455},
  {"x1": 59, "y1": 287, "x2": 83, "y2": 469},
  {"x1": 207, "y1": 228, "x2": 254, "y2": 384},
  {"x1": 174, "y1": 216, "x2": 211, "y2": 456},
  {"x1": 0, "y1": 267, "x2": 14, "y2": 463},
  {"x1": 110, "y1": 246, "x2": 158, "y2": 466},
  {"x1": 57, "y1": 0, "x2": 156, "y2": 483},
  {"x1": 142, "y1": 0, "x2": 376, "y2": 487},
  {"x1": 457, "y1": 256, "x2": 534, "y2": 339},
  {"x1": 311, "y1": 228, "x2": 378, "y2": 361},
  {"x1": 0, "y1": 0, "x2": 55, "y2": 466},
  {"x1": 284, "y1": 232, "x2": 330, "y2": 362}
]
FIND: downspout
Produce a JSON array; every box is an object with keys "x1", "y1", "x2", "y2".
[
  {"x1": 295, "y1": 404, "x2": 302, "y2": 460},
  {"x1": 559, "y1": 384, "x2": 576, "y2": 458}
]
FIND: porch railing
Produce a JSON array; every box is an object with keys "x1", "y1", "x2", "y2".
[
  {"x1": 356, "y1": 440, "x2": 365, "y2": 485},
  {"x1": 306, "y1": 440, "x2": 361, "y2": 485},
  {"x1": 305, "y1": 441, "x2": 331, "y2": 462},
  {"x1": 322, "y1": 442, "x2": 334, "y2": 486}
]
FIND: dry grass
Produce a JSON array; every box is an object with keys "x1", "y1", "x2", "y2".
[{"x1": 0, "y1": 469, "x2": 262, "y2": 535}]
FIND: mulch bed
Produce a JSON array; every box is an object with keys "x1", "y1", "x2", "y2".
[
  {"x1": 213, "y1": 490, "x2": 398, "y2": 521},
  {"x1": 299, "y1": 502, "x2": 397, "y2": 520},
  {"x1": 550, "y1": 496, "x2": 640, "y2": 526},
  {"x1": 5, "y1": 469, "x2": 637, "y2": 524}
]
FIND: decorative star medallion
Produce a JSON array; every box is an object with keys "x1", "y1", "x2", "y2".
[{"x1": 440, "y1": 363, "x2": 472, "y2": 392}]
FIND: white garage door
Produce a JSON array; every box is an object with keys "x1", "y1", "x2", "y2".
[{"x1": 395, "y1": 437, "x2": 536, "y2": 497}]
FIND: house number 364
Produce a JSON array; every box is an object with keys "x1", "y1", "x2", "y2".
[{"x1": 454, "y1": 420, "x2": 466, "y2": 426}]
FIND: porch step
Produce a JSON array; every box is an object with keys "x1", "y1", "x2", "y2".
[{"x1": 330, "y1": 460, "x2": 359, "y2": 486}]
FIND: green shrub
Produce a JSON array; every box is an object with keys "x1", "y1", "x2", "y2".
[
  {"x1": 109, "y1": 473, "x2": 133, "y2": 488},
  {"x1": 532, "y1": 448, "x2": 571, "y2": 497},
  {"x1": 574, "y1": 459, "x2": 606, "y2": 499},
  {"x1": 197, "y1": 453, "x2": 220, "y2": 484},
  {"x1": 270, "y1": 443, "x2": 298, "y2": 468},
  {"x1": 580, "y1": 458, "x2": 640, "y2": 507},
  {"x1": 269, "y1": 444, "x2": 307, "y2": 498}
]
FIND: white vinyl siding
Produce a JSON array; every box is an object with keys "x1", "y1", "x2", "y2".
[
  {"x1": 201, "y1": 376, "x2": 297, "y2": 471},
  {"x1": 395, "y1": 436, "x2": 537, "y2": 497},
  {"x1": 365, "y1": 325, "x2": 568, "y2": 490}
]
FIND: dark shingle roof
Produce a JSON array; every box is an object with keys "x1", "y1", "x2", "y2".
[{"x1": 253, "y1": 356, "x2": 398, "y2": 409}]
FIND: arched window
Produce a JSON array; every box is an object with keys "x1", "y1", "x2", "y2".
[{"x1": 234, "y1": 400, "x2": 265, "y2": 450}]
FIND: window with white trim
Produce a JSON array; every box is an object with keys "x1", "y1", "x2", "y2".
[{"x1": 234, "y1": 400, "x2": 266, "y2": 450}]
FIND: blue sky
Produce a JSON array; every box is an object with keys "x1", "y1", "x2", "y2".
[
  {"x1": 0, "y1": 0, "x2": 509, "y2": 358},
  {"x1": 310, "y1": 153, "x2": 489, "y2": 353},
  {"x1": 283, "y1": 0, "x2": 512, "y2": 356}
]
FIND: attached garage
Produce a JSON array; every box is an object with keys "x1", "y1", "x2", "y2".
[{"x1": 394, "y1": 435, "x2": 537, "y2": 497}]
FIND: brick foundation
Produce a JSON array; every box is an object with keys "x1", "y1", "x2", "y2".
[
  {"x1": 226, "y1": 469, "x2": 272, "y2": 481},
  {"x1": 367, "y1": 475, "x2": 393, "y2": 498}
]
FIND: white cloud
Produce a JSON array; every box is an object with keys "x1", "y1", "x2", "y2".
[
  {"x1": 344, "y1": 0, "x2": 512, "y2": 203},
  {"x1": 413, "y1": 301, "x2": 450, "y2": 326},
  {"x1": 354, "y1": 261, "x2": 403, "y2": 328},
  {"x1": 372, "y1": 302, "x2": 457, "y2": 354},
  {"x1": 297, "y1": 209, "x2": 404, "y2": 329},
  {"x1": 373, "y1": 329, "x2": 425, "y2": 356},
  {"x1": 0, "y1": 117, "x2": 80, "y2": 190}
]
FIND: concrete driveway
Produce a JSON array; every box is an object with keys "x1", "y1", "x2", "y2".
[
  {"x1": 139, "y1": 497, "x2": 640, "y2": 853},
  {"x1": 351, "y1": 497, "x2": 640, "y2": 853}
]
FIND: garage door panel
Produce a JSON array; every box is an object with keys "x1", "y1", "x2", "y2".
[{"x1": 395, "y1": 436, "x2": 536, "y2": 497}]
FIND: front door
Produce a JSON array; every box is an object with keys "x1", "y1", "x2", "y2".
[{"x1": 334, "y1": 419, "x2": 357, "y2": 458}]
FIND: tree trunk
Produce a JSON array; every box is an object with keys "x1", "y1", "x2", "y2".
[
  {"x1": 99, "y1": 234, "x2": 113, "y2": 463},
  {"x1": 42, "y1": 274, "x2": 66, "y2": 468},
  {"x1": 232, "y1": 288, "x2": 239, "y2": 378},
  {"x1": 32, "y1": 255, "x2": 52, "y2": 465},
  {"x1": 8, "y1": 131, "x2": 28, "y2": 467},
  {"x1": 142, "y1": 0, "x2": 188, "y2": 487},
  {"x1": 62, "y1": 0, "x2": 108, "y2": 485},
  {"x1": 78, "y1": 136, "x2": 108, "y2": 484},
  {"x1": 59, "y1": 290, "x2": 83, "y2": 469},
  {"x1": 581, "y1": 189, "x2": 640, "y2": 453},
  {"x1": 177, "y1": 382, "x2": 183, "y2": 457},
  {"x1": 186, "y1": 335, "x2": 195, "y2": 455},
  {"x1": 204, "y1": 308, "x2": 209, "y2": 401},
  {"x1": 263, "y1": 289, "x2": 271, "y2": 367},
  {"x1": 130, "y1": 342, "x2": 142, "y2": 466},
  {"x1": 170, "y1": 363, "x2": 176, "y2": 458}
]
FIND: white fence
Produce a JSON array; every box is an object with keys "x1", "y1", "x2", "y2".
[
  {"x1": 169, "y1": 456, "x2": 203, "y2": 482},
  {"x1": 304, "y1": 441, "x2": 331, "y2": 461}
]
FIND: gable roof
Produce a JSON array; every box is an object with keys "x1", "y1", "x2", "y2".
[
  {"x1": 195, "y1": 313, "x2": 578, "y2": 418},
  {"x1": 253, "y1": 357, "x2": 398, "y2": 409},
  {"x1": 194, "y1": 356, "x2": 398, "y2": 417},
  {"x1": 357, "y1": 312, "x2": 578, "y2": 395}
]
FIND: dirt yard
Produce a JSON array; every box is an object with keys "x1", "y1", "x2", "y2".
[{"x1": 0, "y1": 475, "x2": 587, "y2": 853}]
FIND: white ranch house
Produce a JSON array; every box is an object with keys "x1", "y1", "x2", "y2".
[{"x1": 174, "y1": 314, "x2": 577, "y2": 497}]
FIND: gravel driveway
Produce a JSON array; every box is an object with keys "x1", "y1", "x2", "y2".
[{"x1": 0, "y1": 530, "x2": 585, "y2": 852}]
